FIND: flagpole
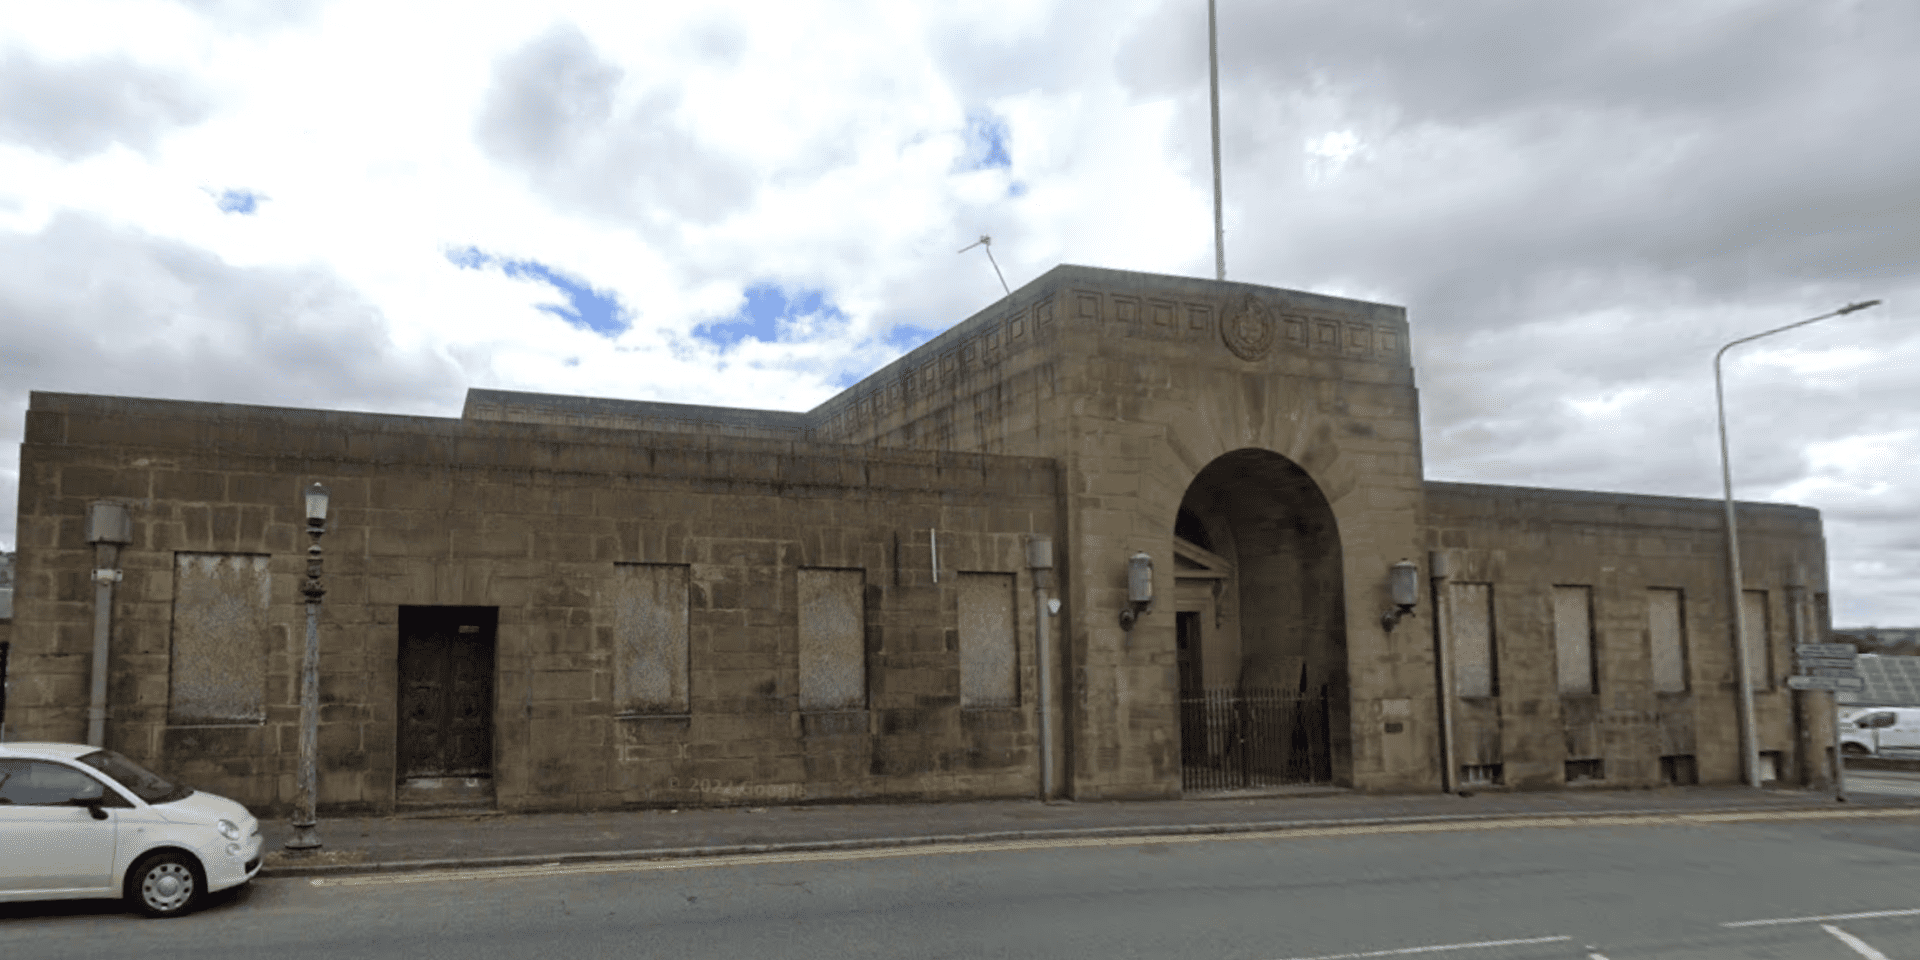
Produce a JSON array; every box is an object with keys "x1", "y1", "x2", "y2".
[{"x1": 1208, "y1": 0, "x2": 1225, "y2": 281}]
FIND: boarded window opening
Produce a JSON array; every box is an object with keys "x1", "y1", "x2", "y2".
[
  {"x1": 798, "y1": 569, "x2": 866, "y2": 712},
  {"x1": 168, "y1": 553, "x2": 270, "y2": 725},
  {"x1": 1553, "y1": 585, "x2": 1597, "y2": 695},
  {"x1": 1648, "y1": 588, "x2": 1689, "y2": 694},
  {"x1": 958, "y1": 573, "x2": 1018, "y2": 708},
  {"x1": 1452, "y1": 583, "x2": 1497, "y2": 698},
  {"x1": 612, "y1": 564, "x2": 690, "y2": 715},
  {"x1": 1742, "y1": 590, "x2": 1773, "y2": 691}
]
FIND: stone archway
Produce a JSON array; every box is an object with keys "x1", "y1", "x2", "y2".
[{"x1": 1174, "y1": 448, "x2": 1348, "y2": 790}]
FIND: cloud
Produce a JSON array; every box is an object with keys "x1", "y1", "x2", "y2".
[
  {"x1": 474, "y1": 22, "x2": 757, "y2": 230},
  {"x1": 0, "y1": 211, "x2": 469, "y2": 550},
  {"x1": 168, "y1": 0, "x2": 331, "y2": 31},
  {"x1": 0, "y1": 46, "x2": 216, "y2": 160},
  {"x1": 0, "y1": 0, "x2": 1913, "y2": 623}
]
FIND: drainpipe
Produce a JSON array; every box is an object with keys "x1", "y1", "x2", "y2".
[
  {"x1": 86, "y1": 502, "x2": 132, "y2": 747},
  {"x1": 1028, "y1": 536, "x2": 1056, "y2": 800},
  {"x1": 1429, "y1": 550, "x2": 1457, "y2": 794}
]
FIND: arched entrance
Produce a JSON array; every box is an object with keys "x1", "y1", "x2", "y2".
[{"x1": 1174, "y1": 448, "x2": 1348, "y2": 791}]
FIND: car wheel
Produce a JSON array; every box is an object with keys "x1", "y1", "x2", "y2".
[
  {"x1": 1842, "y1": 743, "x2": 1870, "y2": 756},
  {"x1": 127, "y1": 851, "x2": 204, "y2": 918}
]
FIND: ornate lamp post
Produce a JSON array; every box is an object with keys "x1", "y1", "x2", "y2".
[
  {"x1": 286, "y1": 482, "x2": 329, "y2": 851},
  {"x1": 1716, "y1": 300, "x2": 1878, "y2": 789}
]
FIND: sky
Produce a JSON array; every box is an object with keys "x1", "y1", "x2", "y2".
[{"x1": 0, "y1": 0, "x2": 1914, "y2": 624}]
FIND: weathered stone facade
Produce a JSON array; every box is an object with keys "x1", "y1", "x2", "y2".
[{"x1": 4, "y1": 264, "x2": 1838, "y2": 813}]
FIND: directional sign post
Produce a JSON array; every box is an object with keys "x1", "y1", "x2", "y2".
[
  {"x1": 1795, "y1": 643, "x2": 1860, "y2": 805},
  {"x1": 1788, "y1": 675, "x2": 1865, "y2": 691},
  {"x1": 1800, "y1": 657, "x2": 1860, "y2": 670},
  {"x1": 1788, "y1": 641, "x2": 1858, "y2": 802},
  {"x1": 1796, "y1": 643, "x2": 1859, "y2": 659}
]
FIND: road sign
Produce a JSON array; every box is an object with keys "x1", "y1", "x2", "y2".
[
  {"x1": 1797, "y1": 656, "x2": 1859, "y2": 669},
  {"x1": 1808, "y1": 667, "x2": 1860, "y2": 679},
  {"x1": 1788, "y1": 675, "x2": 1865, "y2": 691},
  {"x1": 1797, "y1": 643, "x2": 1858, "y2": 658}
]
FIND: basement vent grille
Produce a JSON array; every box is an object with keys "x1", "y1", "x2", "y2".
[
  {"x1": 1460, "y1": 763, "x2": 1503, "y2": 786},
  {"x1": 1660, "y1": 754, "x2": 1699, "y2": 786},
  {"x1": 1565, "y1": 758, "x2": 1605, "y2": 783}
]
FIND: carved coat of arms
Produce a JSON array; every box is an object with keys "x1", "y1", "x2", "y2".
[{"x1": 1222, "y1": 294, "x2": 1276, "y2": 361}]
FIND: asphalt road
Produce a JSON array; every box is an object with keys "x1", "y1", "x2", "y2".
[
  {"x1": 9, "y1": 810, "x2": 1920, "y2": 960},
  {"x1": 1846, "y1": 768, "x2": 1920, "y2": 797}
]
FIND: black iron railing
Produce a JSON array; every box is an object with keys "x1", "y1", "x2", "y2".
[{"x1": 1180, "y1": 687, "x2": 1332, "y2": 791}]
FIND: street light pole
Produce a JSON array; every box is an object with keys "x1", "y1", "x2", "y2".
[
  {"x1": 1715, "y1": 300, "x2": 1879, "y2": 789},
  {"x1": 286, "y1": 482, "x2": 330, "y2": 851}
]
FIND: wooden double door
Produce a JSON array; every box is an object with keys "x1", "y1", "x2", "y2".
[{"x1": 397, "y1": 606, "x2": 496, "y2": 781}]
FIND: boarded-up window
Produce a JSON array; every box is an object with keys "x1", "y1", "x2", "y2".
[
  {"x1": 1451, "y1": 583, "x2": 1497, "y2": 698},
  {"x1": 1648, "y1": 588, "x2": 1688, "y2": 693},
  {"x1": 798, "y1": 569, "x2": 865, "y2": 711},
  {"x1": 612, "y1": 563, "x2": 689, "y2": 715},
  {"x1": 958, "y1": 573, "x2": 1017, "y2": 708},
  {"x1": 169, "y1": 553, "x2": 270, "y2": 724},
  {"x1": 1553, "y1": 585, "x2": 1596, "y2": 695},
  {"x1": 1742, "y1": 589, "x2": 1772, "y2": 691}
]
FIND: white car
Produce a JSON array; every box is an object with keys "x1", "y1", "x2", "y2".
[{"x1": 0, "y1": 742, "x2": 263, "y2": 917}]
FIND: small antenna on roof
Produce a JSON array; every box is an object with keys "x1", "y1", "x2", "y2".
[{"x1": 958, "y1": 235, "x2": 1011, "y2": 297}]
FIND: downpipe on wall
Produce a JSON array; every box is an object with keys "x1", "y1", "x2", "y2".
[
  {"x1": 1429, "y1": 551, "x2": 1457, "y2": 794},
  {"x1": 1029, "y1": 536, "x2": 1057, "y2": 801},
  {"x1": 86, "y1": 502, "x2": 132, "y2": 747}
]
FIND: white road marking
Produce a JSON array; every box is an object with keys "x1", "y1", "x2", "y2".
[
  {"x1": 309, "y1": 807, "x2": 1920, "y2": 889},
  {"x1": 1824, "y1": 924, "x2": 1894, "y2": 960},
  {"x1": 1268, "y1": 935, "x2": 1571, "y2": 960},
  {"x1": 1725, "y1": 907, "x2": 1920, "y2": 928}
]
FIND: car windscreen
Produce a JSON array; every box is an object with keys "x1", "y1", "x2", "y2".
[{"x1": 76, "y1": 749, "x2": 193, "y2": 805}]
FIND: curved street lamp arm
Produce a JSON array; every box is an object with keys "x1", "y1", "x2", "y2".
[
  {"x1": 1714, "y1": 300, "x2": 1882, "y2": 367},
  {"x1": 1712, "y1": 297, "x2": 1880, "y2": 790}
]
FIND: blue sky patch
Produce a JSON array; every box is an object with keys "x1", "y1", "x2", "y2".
[
  {"x1": 963, "y1": 112, "x2": 1011, "y2": 171},
  {"x1": 447, "y1": 246, "x2": 629, "y2": 337},
  {"x1": 883, "y1": 325, "x2": 936, "y2": 353},
  {"x1": 695, "y1": 283, "x2": 847, "y2": 349},
  {"x1": 215, "y1": 189, "x2": 262, "y2": 214}
]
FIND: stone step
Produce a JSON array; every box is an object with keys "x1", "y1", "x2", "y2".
[{"x1": 394, "y1": 776, "x2": 496, "y2": 812}]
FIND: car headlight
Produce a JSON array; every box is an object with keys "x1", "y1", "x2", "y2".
[{"x1": 217, "y1": 819, "x2": 241, "y2": 841}]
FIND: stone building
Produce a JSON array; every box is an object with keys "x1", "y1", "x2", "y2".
[{"x1": 5, "y1": 264, "x2": 1838, "y2": 814}]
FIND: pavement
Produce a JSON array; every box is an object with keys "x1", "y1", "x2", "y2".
[{"x1": 255, "y1": 772, "x2": 1920, "y2": 879}]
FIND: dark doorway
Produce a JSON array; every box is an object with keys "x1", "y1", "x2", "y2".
[
  {"x1": 1176, "y1": 612, "x2": 1204, "y2": 698},
  {"x1": 397, "y1": 606, "x2": 497, "y2": 783},
  {"x1": 1174, "y1": 448, "x2": 1349, "y2": 791}
]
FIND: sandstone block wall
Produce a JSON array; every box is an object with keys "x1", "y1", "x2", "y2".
[
  {"x1": 1425, "y1": 482, "x2": 1833, "y2": 790},
  {"x1": 13, "y1": 392, "x2": 1058, "y2": 814}
]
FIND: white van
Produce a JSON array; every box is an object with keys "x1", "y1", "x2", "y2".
[{"x1": 1840, "y1": 707, "x2": 1920, "y2": 756}]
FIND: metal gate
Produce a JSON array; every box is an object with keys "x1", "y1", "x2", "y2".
[{"x1": 1180, "y1": 687, "x2": 1332, "y2": 791}]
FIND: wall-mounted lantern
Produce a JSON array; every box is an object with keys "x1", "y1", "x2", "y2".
[
  {"x1": 1381, "y1": 558, "x2": 1419, "y2": 632},
  {"x1": 1119, "y1": 551, "x2": 1154, "y2": 630}
]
